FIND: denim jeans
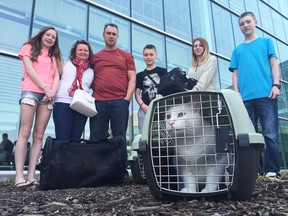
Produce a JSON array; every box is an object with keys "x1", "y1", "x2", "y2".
[
  {"x1": 89, "y1": 99, "x2": 130, "y2": 142},
  {"x1": 244, "y1": 97, "x2": 280, "y2": 173},
  {"x1": 53, "y1": 102, "x2": 88, "y2": 142},
  {"x1": 21, "y1": 91, "x2": 53, "y2": 107}
]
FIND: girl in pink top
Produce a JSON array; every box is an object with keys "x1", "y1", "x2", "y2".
[{"x1": 14, "y1": 26, "x2": 62, "y2": 188}]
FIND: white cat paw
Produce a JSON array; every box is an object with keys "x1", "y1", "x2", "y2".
[
  {"x1": 201, "y1": 187, "x2": 217, "y2": 193},
  {"x1": 181, "y1": 187, "x2": 196, "y2": 193},
  {"x1": 200, "y1": 188, "x2": 209, "y2": 193}
]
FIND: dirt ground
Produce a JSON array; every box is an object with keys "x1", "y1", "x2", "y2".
[{"x1": 0, "y1": 175, "x2": 288, "y2": 216}]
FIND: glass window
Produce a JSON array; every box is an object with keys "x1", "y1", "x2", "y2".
[
  {"x1": 271, "y1": 11, "x2": 286, "y2": 41},
  {"x1": 190, "y1": 0, "x2": 215, "y2": 52},
  {"x1": 163, "y1": 0, "x2": 192, "y2": 41},
  {"x1": 0, "y1": 55, "x2": 22, "y2": 143},
  {"x1": 279, "y1": 0, "x2": 288, "y2": 17},
  {"x1": 166, "y1": 38, "x2": 191, "y2": 72},
  {"x1": 255, "y1": 28, "x2": 264, "y2": 38},
  {"x1": 278, "y1": 85, "x2": 288, "y2": 119},
  {"x1": 212, "y1": 4, "x2": 234, "y2": 58},
  {"x1": 0, "y1": 55, "x2": 55, "y2": 154},
  {"x1": 229, "y1": 0, "x2": 245, "y2": 14},
  {"x1": 0, "y1": 55, "x2": 57, "y2": 142},
  {"x1": 88, "y1": 8, "x2": 131, "y2": 53},
  {"x1": 279, "y1": 118, "x2": 288, "y2": 169},
  {"x1": 244, "y1": 0, "x2": 262, "y2": 27},
  {"x1": 216, "y1": 0, "x2": 229, "y2": 7},
  {"x1": 218, "y1": 58, "x2": 232, "y2": 89},
  {"x1": 268, "y1": 0, "x2": 281, "y2": 11},
  {"x1": 276, "y1": 41, "x2": 288, "y2": 81},
  {"x1": 283, "y1": 18, "x2": 288, "y2": 42},
  {"x1": 89, "y1": 0, "x2": 129, "y2": 16},
  {"x1": 33, "y1": 0, "x2": 88, "y2": 60},
  {"x1": 0, "y1": 0, "x2": 33, "y2": 53},
  {"x1": 132, "y1": 24, "x2": 166, "y2": 72},
  {"x1": 258, "y1": 2, "x2": 274, "y2": 34},
  {"x1": 132, "y1": 0, "x2": 164, "y2": 30},
  {"x1": 231, "y1": 15, "x2": 244, "y2": 47}
]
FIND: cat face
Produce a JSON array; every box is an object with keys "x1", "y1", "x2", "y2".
[
  {"x1": 166, "y1": 104, "x2": 190, "y2": 130},
  {"x1": 165, "y1": 103, "x2": 207, "y2": 138}
]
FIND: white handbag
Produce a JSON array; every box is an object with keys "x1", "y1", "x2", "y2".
[{"x1": 70, "y1": 81, "x2": 97, "y2": 117}]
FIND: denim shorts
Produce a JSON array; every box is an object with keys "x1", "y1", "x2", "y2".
[{"x1": 20, "y1": 91, "x2": 54, "y2": 109}]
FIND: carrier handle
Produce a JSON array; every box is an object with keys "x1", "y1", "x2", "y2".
[{"x1": 216, "y1": 94, "x2": 222, "y2": 128}]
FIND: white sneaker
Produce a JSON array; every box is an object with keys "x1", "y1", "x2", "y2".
[
  {"x1": 265, "y1": 172, "x2": 281, "y2": 180},
  {"x1": 265, "y1": 172, "x2": 276, "y2": 178}
]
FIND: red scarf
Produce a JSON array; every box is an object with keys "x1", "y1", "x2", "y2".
[{"x1": 68, "y1": 58, "x2": 89, "y2": 97}]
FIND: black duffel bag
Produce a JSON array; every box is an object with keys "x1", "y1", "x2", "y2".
[
  {"x1": 157, "y1": 67, "x2": 197, "y2": 96},
  {"x1": 36, "y1": 136, "x2": 126, "y2": 190}
]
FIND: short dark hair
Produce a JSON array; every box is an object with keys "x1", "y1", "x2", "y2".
[
  {"x1": 2, "y1": 133, "x2": 8, "y2": 138},
  {"x1": 103, "y1": 23, "x2": 118, "y2": 32},
  {"x1": 239, "y1": 11, "x2": 256, "y2": 21},
  {"x1": 143, "y1": 44, "x2": 157, "y2": 53}
]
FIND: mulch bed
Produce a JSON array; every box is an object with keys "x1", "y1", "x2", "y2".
[{"x1": 0, "y1": 175, "x2": 288, "y2": 216}]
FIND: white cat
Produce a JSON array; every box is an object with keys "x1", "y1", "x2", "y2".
[{"x1": 165, "y1": 103, "x2": 228, "y2": 193}]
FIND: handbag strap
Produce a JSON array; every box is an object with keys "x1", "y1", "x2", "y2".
[
  {"x1": 145, "y1": 71, "x2": 158, "y2": 86},
  {"x1": 76, "y1": 79, "x2": 81, "y2": 89}
]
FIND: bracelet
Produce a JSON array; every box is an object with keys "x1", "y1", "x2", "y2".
[
  {"x1": 42, "y1": 85, "x2": 47, "y2": 90},
  {"x1": 140, "y1": 102, "x2": 144, "y2": 107},
  {"x1": 272, "y1": 84, "x2": 281, "y2": 90}
]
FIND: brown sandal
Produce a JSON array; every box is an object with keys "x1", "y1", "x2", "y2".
[
  {"x1": 29, "y1": 180, "x2": 39, "y2": 186},
  {"x1": 14, "y1": 180, "x2": 30, "y2": 188}
]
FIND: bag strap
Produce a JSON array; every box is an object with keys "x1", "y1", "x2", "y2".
[
  {"x1": 76, "y1": 79, "x2": 81, "y2": 89},
  {"x1": 145, "y1": 71, "x2": 158, "y2": 86}
]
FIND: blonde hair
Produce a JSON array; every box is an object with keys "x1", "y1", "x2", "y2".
[{"x1": 191, "y1": 37, "x2": 210, "y2": 67}]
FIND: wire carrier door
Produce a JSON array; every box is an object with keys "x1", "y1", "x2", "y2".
[{"x1": 139, "y1": 90, "x2": 264, "y2": 200}]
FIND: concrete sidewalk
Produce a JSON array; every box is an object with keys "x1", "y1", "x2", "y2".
[{"x1": 0, "y1": 171, "x2": 40, "y2": 182}]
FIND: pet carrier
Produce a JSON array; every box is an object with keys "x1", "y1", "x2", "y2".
[
  {"x1": 136, "y1": 89, "x2": 265, "y2": 200},
  {"x1": 129, "y1": 134, "x2": 146, "y2": 183}
]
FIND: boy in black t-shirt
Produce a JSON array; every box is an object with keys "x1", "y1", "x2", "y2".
[{"x1": 135, "y1": 44, "x2": 167, "y2": 133}]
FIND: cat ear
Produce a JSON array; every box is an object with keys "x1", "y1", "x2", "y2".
[
  {"x1": 182, "y1": 102, "x2": 199, "y2": 109},
  {"x1": 191, "y1": 102, "x2": 201, "y2": 110}
]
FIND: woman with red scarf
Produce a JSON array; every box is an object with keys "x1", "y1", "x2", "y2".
[{"x1": 53, "y1": 40, "x2": 94, "y2": 142}]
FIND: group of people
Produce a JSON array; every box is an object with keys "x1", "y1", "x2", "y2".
[
  {"x1": 13, "y1": 11, "x2": 281, "y2": 188},
  {"x1": 14, "y1": 23, "x2": 136, "y2": 188}
]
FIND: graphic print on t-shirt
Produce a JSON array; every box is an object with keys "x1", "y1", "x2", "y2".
[{"x1": 143, "y1": 73, "x2": 161, "y2": 103}]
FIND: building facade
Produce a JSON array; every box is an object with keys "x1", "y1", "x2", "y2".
[{"x1": 0, "y1": 0, "x2": 288, "y2": 170}]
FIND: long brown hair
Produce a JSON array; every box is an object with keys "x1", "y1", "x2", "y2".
[
  {"x1": 191, "y1": 37, "x2": 210, "y2": 68},
  {"x1": 24, "y1": 26, "x2": 62, "y2": 73}
]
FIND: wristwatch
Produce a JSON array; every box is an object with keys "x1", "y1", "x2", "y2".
[{"x1": 272, "y1": 84, "x2": 281, "y2": 90}]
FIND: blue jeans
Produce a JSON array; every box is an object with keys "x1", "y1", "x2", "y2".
[
  {"x1": 244, "y1": 97, "x2": 280, "y2": 173},
  {"x1": 53, "y1": 102, "x2": 88, "y2": 142},
  {"x1": 89, "y1": 99, "x2": 130, "y2": 142}
]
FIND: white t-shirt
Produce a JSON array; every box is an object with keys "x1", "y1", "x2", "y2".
[{"x1": 55, "y1": 60, "x2": 94, "y2": 103}]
